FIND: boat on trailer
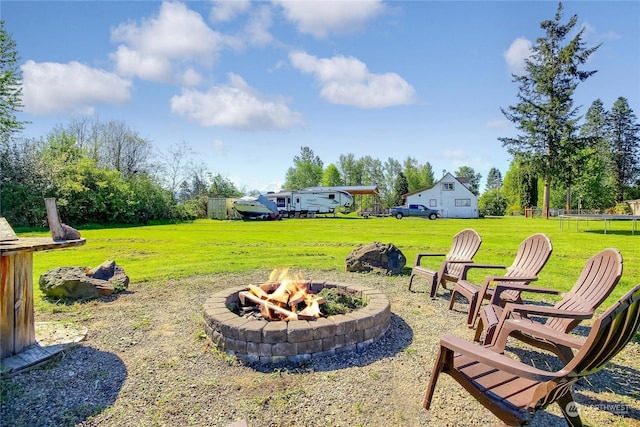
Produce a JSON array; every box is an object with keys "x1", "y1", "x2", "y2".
[{"x1": 233, "y1": 195, "x2": 280, "y2": 219}]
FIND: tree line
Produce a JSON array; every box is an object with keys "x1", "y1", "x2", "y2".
[
  {"x1": 2, "y1": 3, "x2": 639, "y2": 226},
  {"x1": 275, "y1": 3, "x2": 640, "y2": 217}
]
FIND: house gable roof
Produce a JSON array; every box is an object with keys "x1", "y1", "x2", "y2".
[{"x1": 403, "y1": 172, "x2": 476, "y2": 198}]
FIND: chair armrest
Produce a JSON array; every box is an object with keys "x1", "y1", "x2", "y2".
[
  {"x1": 499, "y1": 318, "x2": 586, "y2": 349},
  {"x1": 439, "y1": 334, "x2": 560, "y2": 381},
  {"x1": 507, "y1": 303, "x2": 593, "y2": 320},
  {"x1": 490, "y1": 282, "x2": 558, "y2": 305},
  {"x1": 459, "y1": 263, "x2": 506, "y2": 280},
  {"x1": 445, "y1": 259, "x2": 475, "y2": 264},
  {"x1": 468, "y1": 276, "x2": 537, "y2": 325},
  {"x1": 414, "y1": 253, "x2": 446, "y2": 266}
]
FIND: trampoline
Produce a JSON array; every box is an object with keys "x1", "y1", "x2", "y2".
[{"x1": 559, "y1": 214, "x2": 640, "y2": 234}]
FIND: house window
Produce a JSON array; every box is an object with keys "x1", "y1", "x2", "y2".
[
  {"x1": 429, "y1": 199, "x2": 437, "y2": 207},
  {"x1": 442, "y1": 182, "x2": 454, "y2": 191},
  {"x1": 455, "y1": 199, "x2": 471, "y2": 207}
]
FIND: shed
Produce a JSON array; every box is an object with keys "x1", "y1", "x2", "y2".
[{"x1": 627, "y1": 199, "x2": 640, "y2": 216}]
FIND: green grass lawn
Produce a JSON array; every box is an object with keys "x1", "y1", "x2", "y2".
[{"x1": 20, "y1": 215, "x2": 640, "y2": 311}]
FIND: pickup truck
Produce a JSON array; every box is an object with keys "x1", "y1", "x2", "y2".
[{"x1": 390, "y1": 204, "x2": 440, "y2": 220}]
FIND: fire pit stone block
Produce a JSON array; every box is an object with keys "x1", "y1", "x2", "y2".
[
  {"x1": 332, "y1": 314, "x2": 357, "y2": 335},
  {"x1": 323, "y1": 334, "x2": 344, "y2": 351},
  {"x1": 311, "y1": 317, "x2": 337, "y2": 339},
  {"x1": 297, "y1": 339, "x2": 323, "y2": 355},
  {"x1": 343, "y1": 330, "x2": 364, "y2": 347},
  {"x1": 225, "y1": 337, "x2": 247, "y2": 353},
  {"x1": 203, "y1": 281, "x2": 391, "y2": 365},
  {"x1": 238, "y1": 321, "x2": 265, "y2": 343},
  {"x1": 287, "y1": 320, "x2": 313, "y2": 342},
  {"x1": 262, "y1": 321, "x2": 287, "y2": 343},
  {"x1": 221, "y1": 317, "x2": 250, "y2": 340},
  {"x1": 272, "y1": 342, "x2": 297, "y2": 357}
]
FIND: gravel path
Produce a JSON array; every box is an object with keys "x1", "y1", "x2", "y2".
[{"x1": 2, "y1": 270, "x2": 639, "y2": 427}]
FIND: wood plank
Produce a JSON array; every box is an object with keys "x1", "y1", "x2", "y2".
[
  {"x1": 45, "y1": 198, "x2": 67, "y2": 241},
  {"x1": 0, "y1": 255, "x2": 15, "y2": 358},
  {"x1": 0, "y1": 237, "x2": 86, "y2": 256},
  {"x1": 13, "y1": 253, "x2": 35, "y2": 353}
]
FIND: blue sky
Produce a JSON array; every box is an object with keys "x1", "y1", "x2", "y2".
[{"x1": 3, "y1": 1, "x2": 639, "y2": 192}]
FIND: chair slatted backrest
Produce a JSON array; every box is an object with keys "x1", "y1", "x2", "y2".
[
  {"x1": 501, "y1": 233, "x2": 553, "y2": 300},
  {"x1": 530, "y1": 285, "x2": 640, "y2": 412},
  {"x1": 506, "y1": 233, "x2": 552, "y2": 277},
  {"x1": 546, "y1": 248, "x2": 623, "y2": 332},
  {"x1": 566, "y1": 284, "x2": 640, "y2": 377},
  {"x1": 442, "y1": 229, "x2": 482, "y2": 279}
]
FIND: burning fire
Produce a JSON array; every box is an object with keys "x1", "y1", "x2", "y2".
[{"x1": 238, "y1": 268, "x2": 325, "y2": 321}]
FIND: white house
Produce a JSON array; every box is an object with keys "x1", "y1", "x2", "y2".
[{"x1": 404, "y1": 172, "x2": 479, "y2": 218}]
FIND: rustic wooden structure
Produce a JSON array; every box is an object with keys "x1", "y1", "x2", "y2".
[
  {"x1": 448, "y1": 233, "x2": 552, "y2": 327},
  {"x1": 408, "y1": 228, "x2": 482, "y2": 297},
  {"x1": 424, "y1": 283, "x2": 640, "y2": 426},
  {"x1": 1, "y1": 208, "x2": 85, "y2": 374},
  {"x1": 476, "y1": 248, "x2": 623, "y2": 363}
]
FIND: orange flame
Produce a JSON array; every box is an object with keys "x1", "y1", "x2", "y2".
[{"x1": 245, "y1": 268, "x2": 324, "y2": 321}]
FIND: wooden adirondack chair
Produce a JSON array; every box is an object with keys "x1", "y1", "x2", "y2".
[
  {"x1": 449, "y1": 233, "x2": 552, "y2": 327},
  {"x1": 408, "y1": 228, "x2": 482, "y2": 297},
  {"x1": 475, "y1": 248, "x2": 623, "y2": 363},
  {"x1": 424, "y1": 284, "x2": 640, "y2": 427}
]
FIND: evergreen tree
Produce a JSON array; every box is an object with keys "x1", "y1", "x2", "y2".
[
  {"x1": 499, "y1": 3, "x2": 599, "y2": 217},
  {"x1": 283, "y1": 146, "x2": 323, "y2": 190},
  {"x1": 0, "y1": 21, "x2": 26, "y2": 141},
  {"x1": 486, "y1": 167, "x2": 503, "y2": 191},
  {"x1": 393, "y1": 172, "x2": 409, "y2": 206},
  {"x1": 455, "y1": 166, "x2": 482, "y2": 195},
  {"x1": 607, "y1": 97, "x2": 640, "y2": 202},
  {"x1": 381, "y1": 158, "x2": 402, "y2": 207}
]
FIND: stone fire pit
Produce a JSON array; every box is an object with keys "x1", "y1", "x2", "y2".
[{"x1": 203, "y1": 281, "x2": 390, "y2": 364}]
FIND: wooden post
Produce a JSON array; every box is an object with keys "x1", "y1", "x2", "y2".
[
  {"x1": 0, "y1": 255, "x2": 16, "y2": 358},
  {"x1": 1, "y1": 216, "x2": 86, "y2": 370},
  {"x1": 45, "y1": 198, "x2": 66, "y2": 241}
]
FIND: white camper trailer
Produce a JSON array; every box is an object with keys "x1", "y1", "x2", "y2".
[{"x1": 265, "y1": 189, "x2": 353, "y2": 217}]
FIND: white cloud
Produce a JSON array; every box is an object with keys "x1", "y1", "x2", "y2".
[
  {"x1": 21, "y1": 60, "x2": 131, "y2": 115},
  {"x1": 580, "y1": 22, "x2": 621, "y2": 43},
  {"x1": 289, "y1": 51, "x2": 415, "y2": 108},
  {"x1": 245, "y1": 5, "x2": 274, "y2": 46},
  {"x1": 504, "y1": 37, "x2": 532, "y2": 76},
  {"x1": 110, "y1": 1, "x2": 223, "y2": 83},
  {"x1": 273, "y1": 0, "x2": 385, "y2": 38},
  {"x1": 484, "y1": 119, "x2": 509, "y2": 129},
  {"x1": 210, "y1": 0, "x2": 250, "y2": 23},
  {"x1": 170, "y1": 73, "x2": 304, "y2": 130}
]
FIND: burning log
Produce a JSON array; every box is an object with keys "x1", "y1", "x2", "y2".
[
  {"x1": 239, "y1": 291, "x2": 300, "y2": 320},
  {"x1": 239, "y1": 269, "x2": 326, "y2": 321}
]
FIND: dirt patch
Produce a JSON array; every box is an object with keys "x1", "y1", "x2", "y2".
[{"x1": 1, "y1": 270, "x2": 639, "y2": 426}]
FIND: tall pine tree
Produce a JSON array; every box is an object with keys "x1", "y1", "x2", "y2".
[
  {"x1": 499, "y1": 3, "x2": 599, "y2": 217},
  {"x1": 608, "y1": 97, "x2": 640, "y2": 202}
]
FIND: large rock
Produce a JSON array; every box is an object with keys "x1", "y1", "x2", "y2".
[
  {"x1": 39, "y1": 260, "x2": 129, "y2": 300},
  {"x1": 345, "y1": 242, "x2": 406, "y2": 275}
]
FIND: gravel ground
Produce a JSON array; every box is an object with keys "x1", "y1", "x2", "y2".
[{"x1": 1, "y1": 270, "x2": 639, "y2": 427}]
